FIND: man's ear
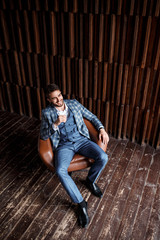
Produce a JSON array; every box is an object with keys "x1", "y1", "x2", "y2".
[{"x1": 47, "y1": 97, "x2": 51, "y2": 103}]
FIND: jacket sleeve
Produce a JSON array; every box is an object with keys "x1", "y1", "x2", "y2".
[
  {"x1": 75, "y1": 100, "x2": 104, "y2": 130},
  {"x1": 40, "y1": 110, "x2": 55, "y2": 140}
]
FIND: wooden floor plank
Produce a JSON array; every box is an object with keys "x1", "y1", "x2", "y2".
[
  {"x1": 0, "y1": 170, "x2": 52, "y2": 240},
  {"x1": 0, "y1": 124, "x2": 40, "y2": 184},
  {"x1": 0, "y1": 119, "x2": 40, "y2": 174},
  {"x1": 145, "y1": 176, "x2": 160, "y2": 240},
  {"x1": 131, "y1": 148, "x2": 159, "y2": 240},
  {"x1": 0, "y1": 118, "x2": 39, "y2": 156},
  {"x1": 0, "y1": 115, "x2": 32, "y2": 144},
  {"x1": 5, "y1": 176, "x2": 61, "y2": 240},
  {"x1": 20, "y1": 185, "x2": 68, "y2": 240},
  {"x1": 69, "y1": 140, "x2": 129, "y2": 240},
  {"x1": 0, "y1": 158, "x2": 46, "y2": 225},
  {"x1": 0, "y1": 112, "x2": 19, "y2": 129},
  {"x1": 35, "y1": 171, "x2": 89, "y2": 240},
  {"x1": 39, "y1": 138, "x2": 120, "y2": 240},
  {"x1": 33, "y1": 139, "x2": 120, "y2": 240},
  {"x1": 115, "y1": 145, "x2": 155, "y2": 240},
  {"x1": 0, "y1": 115, "x2": 27, "y2": 136},
  {"x1": 0, "y1": 111, "x2": 159, "y2": 240},
  {"x1": 0, "y1": 146, "x2": 38, "y2": 193},
  {"x1": 143, "y1": 150, "x2": 160, "y2": 240},
  {"x1": 0, "y1": 110, "x2": 9, "y2": 118},
  {"x1": 96, "y1": 141, "x2": 138, "y2": 240},
  {"x1": 80, "y1": 140, "x2": 134, "y2": 240},
  {"x1": 0, "y1": 114, "x2": 25, "y2": 134},
  {"x1": 97, "y1": 143, "x2": 145, "y2": 239}
]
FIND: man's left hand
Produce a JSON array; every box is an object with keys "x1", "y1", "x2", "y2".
[{"x1": 99, "y1": 128, "x2": 109, "y2": 145}]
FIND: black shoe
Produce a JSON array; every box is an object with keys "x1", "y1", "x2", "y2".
[
  {"x1": 86, "y1": 178, "x2": 103, "y2": 198},
  {"x1": 78, "y1": 201, "x2": 89, "y2": 228}
]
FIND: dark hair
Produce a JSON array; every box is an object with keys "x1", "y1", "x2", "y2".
[{"x1": 46, "y1": 84, "x2": 60, "y2": 97}]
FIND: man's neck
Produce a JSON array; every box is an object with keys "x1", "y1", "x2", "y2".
[{"x1": 55, "y1": 103, "x2": 65, "y2": 112}]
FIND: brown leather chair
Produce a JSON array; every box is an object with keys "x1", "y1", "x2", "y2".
[{"x1": 38, "y1": 118, "x2": 107, "y2": 172}]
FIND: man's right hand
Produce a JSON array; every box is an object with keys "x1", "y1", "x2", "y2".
[{"x1": 54, "y1": 115, "x2": 67, "y2": 127}]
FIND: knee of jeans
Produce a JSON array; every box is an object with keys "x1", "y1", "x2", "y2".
[
  {"x1": 56, "y1": 167, "x2": 68, "y2": 178},
  {"x1": 100, "y1": 152, "x2": 108, "y2": 166}
]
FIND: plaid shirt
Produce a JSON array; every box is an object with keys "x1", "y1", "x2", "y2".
[{"x1": 40, "y1": 99, "x2": 104, "y2": 150}]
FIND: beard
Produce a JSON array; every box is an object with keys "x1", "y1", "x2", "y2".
[{"x1": 53, "y1": 99, "x2": 64, "y2": 108}]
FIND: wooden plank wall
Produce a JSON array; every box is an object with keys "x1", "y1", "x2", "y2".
[{"x1": 0, "y1": 0, "x2": 159, "y2": 148}]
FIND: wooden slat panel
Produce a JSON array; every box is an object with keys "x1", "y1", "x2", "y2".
[
  {"x1": 15, "y1": 84, "x2": 23, "y2": 115},
  {"x1": 141, "y1": 16, "x2": 152, "y2": 68},
  {"x1": 79, "y1": 13, "x2": 84, "y2": 58},
  {"x1": 84, "y1": 59, "x2": 88, "y2": 98},
  {"x1": 69, "y1": 12, "x2": 75, "y2": 58},
  {"x1": 155, "y1": 0, "x2": 160, "y2": 16},
  {"x1": 50, "y1": 12, "x2": 57, "y2": 56},
  {"x1": 152, "y1": 105, "x2": 160, "y2": 147},
  {"x1": 33, "y1": 53, "x2": 40, "y2": 87},
  {"x1": 78, "y1": 58, "x2": 83, "y2": 98},
  {"x1": 102, "y1": 62, "x2": 108, "y2": 102},
  {"x1": 0, "y1": 10, "x2": 10, "y2": 49},
  {"x1": 44, "y1": 54, "x2": 50, "y2": 86},
  {"x1": 25, "y1": 86, "x2": 33, "y2": 117},
  {"x1": 119, "y1": 15, "x2": 127, "y2": 64},
  {"x1": 0, "y1": 52, "x2": 6, "y2": 82},
  {"x1": 32, "y1": 11, "x2": 41, "y2": 53},
  {"x1": 114, "y1": 15, "x2": 121, "y2": 62},
  {"x1": 131, "y1": 16, "x2": 139, "y2": 66},
  {"x1": 61, "y1": 13, "x2": 65, "y2": 56},
  {"x1": 0, "y1": 1, "x2": 159, "y2": 148},
  {"x1": 49, "y1": 55, "x2": 55, "y2": 84},
  {"x1": 123, "y1": 104, "x2": 129, "y2": 138},
  {"x1": 89, "y1": 13, "x2": 93, "y2": 61},
  {"x1": 98, "y1": 14, "x2": 104, "y2": 62},
  {"x1": 13, "y1": 51, "x2": 22, "y2": 85},
  {"x1": 23, "y1": 10, "x2": 32, "y2": 52},
  {"x1": 26, "y1": 53, "x2": 33, "y2": 87},
  {"x1": 5, "y1": 82, "x2": 14, "y2": 113},
  {"x1": 93, "y1": 61, "x2": 98, "y2": 100},
  {"x1": 0, "y1": 82, "x2": 5, "y2": 110},
  {"x1": 109, "y1": 14, "x2": 116, "y2": 64},
  {"x1": 42, "y1": 11, "x2": 48, "y2": 54}
]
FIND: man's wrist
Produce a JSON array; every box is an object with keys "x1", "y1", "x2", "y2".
[{"x1": 52, "y1": 123, "x2": 59, "y2": 131}]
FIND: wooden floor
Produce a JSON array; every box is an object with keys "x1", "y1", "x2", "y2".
[{"x1": 0, "y1": 110, "x2": 160, "y2": 240}]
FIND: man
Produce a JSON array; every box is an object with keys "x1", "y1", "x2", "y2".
[{"x1": 40, "y1": 84, "x2": 109, "y2": 228}]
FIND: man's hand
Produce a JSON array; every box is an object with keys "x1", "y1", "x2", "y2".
[
  {"x1": 99, "y1": 128, "x2": 109, "y2": 145},
  {"x1": 54, "y1": 115, "x2": 67, "y2": 127}
]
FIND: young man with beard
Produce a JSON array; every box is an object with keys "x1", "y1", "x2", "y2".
[{"x1": 40, "y1": 84, "x2": 109, "y2": 228}]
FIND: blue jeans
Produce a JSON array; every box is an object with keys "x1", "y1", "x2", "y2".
[{"x1": 55, "y1": 136, "x2": 108, "y2": 203}]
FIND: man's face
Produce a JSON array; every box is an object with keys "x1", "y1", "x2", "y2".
[{"x1": 47, "y1": 90, "x2": 64, "y2": 108}]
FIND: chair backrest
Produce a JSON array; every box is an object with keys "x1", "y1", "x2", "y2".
[{"x1": 38, "y1": 137, "x2": 54, "y2": 171}]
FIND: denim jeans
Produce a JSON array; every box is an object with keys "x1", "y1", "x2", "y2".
[{"x1": 55, "y1": 136, "x2": 108, "y2": 203}]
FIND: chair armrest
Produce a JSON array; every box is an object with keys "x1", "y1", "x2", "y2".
[
  {"x1": 38, "y1": 137, "x2": 55, "y2": 171},
  {"x1": 84, "y1": 118, "x2": 107, "y2": 152}
]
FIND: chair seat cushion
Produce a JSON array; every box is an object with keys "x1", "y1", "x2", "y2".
[
  {"x1": 71, "y1": 154, "x2": 88, "y2": 162},
  {"x1": 68, "y1": 154, "x2": 95, "y2": 172}
]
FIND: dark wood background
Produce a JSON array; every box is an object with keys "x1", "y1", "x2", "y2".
[{"x1": 0, "y1": 0, "x2": 159, "y2": 148}]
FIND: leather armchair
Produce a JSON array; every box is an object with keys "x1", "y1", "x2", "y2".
[{"x1": 38, "y1": 118, "x2": 107, "y2": 172}]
